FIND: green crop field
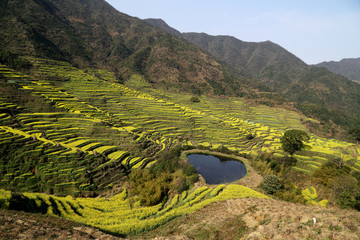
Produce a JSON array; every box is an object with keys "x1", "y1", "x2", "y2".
[{"x1": 1, "y1": 58, "x2": 360, "y2": 235}]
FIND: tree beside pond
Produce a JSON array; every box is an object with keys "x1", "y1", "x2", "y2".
[{"x1": 280, "y1": 129, "x2": 310, "y2": 155}]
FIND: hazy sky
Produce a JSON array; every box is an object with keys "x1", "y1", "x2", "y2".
[{"x1": 105, "y1": 0, "x2": 360, "y2": 64}]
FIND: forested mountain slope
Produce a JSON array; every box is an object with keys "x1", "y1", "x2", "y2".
[
  {"x1": 317, "y1": 58, "x2": 360, "y2": 84},
  {"x1": 145, "y1": 18, "x2": 360, "y2": 135},
  {"x1": 0, "y1": 0, "x2": 253, "y2": 96}
]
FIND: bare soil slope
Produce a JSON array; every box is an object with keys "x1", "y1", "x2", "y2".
[
  {"x1": 140, "y1": 198, "x2": 360, "y2": 240},
  {"x1": 0, "y1": 209, "x2": 122, "y2": 240}
]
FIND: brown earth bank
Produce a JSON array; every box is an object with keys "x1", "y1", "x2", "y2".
[
  {"x1": 139, "y1": 198, "x2": 360, "y2": 240},
  {"x1": 0, "y1": 209, "x2": 122, "y2": 240}
]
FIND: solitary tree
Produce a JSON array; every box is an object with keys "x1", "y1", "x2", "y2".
[{"x1": 281, "y1": 129, "x2": 310, "y2": 155}]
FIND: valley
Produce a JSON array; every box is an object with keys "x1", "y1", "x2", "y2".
[{"x1": 1, "y1": 57, "x2": 360, "y2": 237}]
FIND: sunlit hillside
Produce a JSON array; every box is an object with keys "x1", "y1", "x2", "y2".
[
  {"x1": 1, "y1": 0, "x2": 360, "y2": 238},
  {"x1": 1, "y1": 57, "x2": 360, "y2": 237}
]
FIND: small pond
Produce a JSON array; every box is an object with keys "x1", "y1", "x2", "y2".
[{"x1": 187, "y1": 154, "x2": 247, "y2": 184}]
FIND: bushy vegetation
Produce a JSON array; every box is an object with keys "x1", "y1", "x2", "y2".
[
  {"x1": 349, "y1": 128, "x2": 360, "y2": 142},
  {"x1": 312, "y1": 158, "x2": 360, "y2": 210},
  {"x1": 252, "y1": 153, "x2": 306, "y2": 203},
  {"x1": 129, "y1": 169, "x2": 171, "y2": 206},
  {"x1": 260, "y1": 175, "x2": 282, "y2": 194},
  {"x1": 129, "y1": 147, "x2": 198, "y2": 206},
  {"x1": 0, "y1": 51, "x2": 32, "y2": 70},
  {"x1": 190, "y1": 96, "x2": 200, "y2": 103}
]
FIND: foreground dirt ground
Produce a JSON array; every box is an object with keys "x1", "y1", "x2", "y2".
[
  {"x1": 141, "y1": 198, "x2": 360, "y2": 240},
  {"x1": 0, "y1": 209, "x2": 121, "y2": 240}
]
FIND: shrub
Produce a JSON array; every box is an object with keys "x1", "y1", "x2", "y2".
[
  {"x1": 337, "y1": 191, "x2": 356, "y2": 209},
  {"x1": 312, "y1": 158, "x2": 351, "y2": 186},
  {"x1": 129, "y1": 169, "x2": 171, "y2": 206},
  {"x1": 349, "y1": 128, "x2": 360, "y2": 142},
  {"x1": 245, "y1": 134, "x2": 255, "y2": 140},
  {"x1": 330, "y1": 175, "x2": 358, "y2": 199},
  {"x1": 190, "y1": 96, "x2": 200, "y2": 103},
  {"x1": 129, "y1": 147, "x2": 198, "y2": 205},
  {"x1": 215, "y1": 145, "x2": 232, "y2": 155},
  {"x1": 261, "y1": 175, "x2": 283, "y2": 194},
  {"x1": 0, "y1": 51, "x2": 32, "y2": 69},
  {"x1": 275, "y1": 188, "x2": 306, "y2": 204},
  {"x1": 282, "y1": 156, "x2": 297, "y2": 168}
]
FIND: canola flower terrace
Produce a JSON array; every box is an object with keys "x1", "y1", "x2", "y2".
[
  {"x1": 2, "y1": 59, "x2": 360, "y2": 177},
  {"x1": 0, "y1": 185, "x2": 269, "y2": 235}
]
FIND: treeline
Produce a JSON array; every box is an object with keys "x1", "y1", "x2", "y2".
[
  {"x1": 312, "y1": 158, "x2": 360, "y2": 210},
  {"x1": 298, "y1": 103, "x2": 360, "y2": 141},
  {"x1": 0, "y1": 51, "x2": 32, "y2": 70}
]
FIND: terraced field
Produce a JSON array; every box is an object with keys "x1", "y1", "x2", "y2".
[
  {"x1": 1, "y1": 59, "x2": 360, "y2": 188},
  {"x1": 1, "y1": 58, "x2": 360, "y2": 235},
  {"x1": 0, "y1": 185, "x2": 268, "y2": 236}
]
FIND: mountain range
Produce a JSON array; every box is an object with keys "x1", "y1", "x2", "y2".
[{"x1": 316, "y1": 58, "x2": 360, "y2": 84}]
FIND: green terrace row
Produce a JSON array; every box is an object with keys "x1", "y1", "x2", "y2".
[
  {"x1": 0, "y1": 129, "x2": 144, "y2": 194},
  {"x1": 10, "y1": 62, "x2": 182, "y2": 157},
  {"x1": 0, "y1": 123, "x2": 147, "y2": 167},
  {"x1": 28, "y1": 58, "x2": 334, "y2": 158},
  {"x1": 0, "y1": 184, "x2": 269, "y2": 236},
  {"x1": 55, "y1": 71, "x2": 273, "y2": 153},
  {"x1": 0, "y1": 64, "x2": 30, "y2": 80},
  {"x1": 0, "y1": 102, "x2": 156, "y2": 195}
]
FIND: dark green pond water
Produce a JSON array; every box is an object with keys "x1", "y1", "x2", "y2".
[{"x1": 187, "y1": 154, "x2": 247, "y2": 184}]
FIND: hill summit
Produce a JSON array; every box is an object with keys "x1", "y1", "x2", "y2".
[{"x1": 316, "y1": 58, "x2": 360, "y2": 84}]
